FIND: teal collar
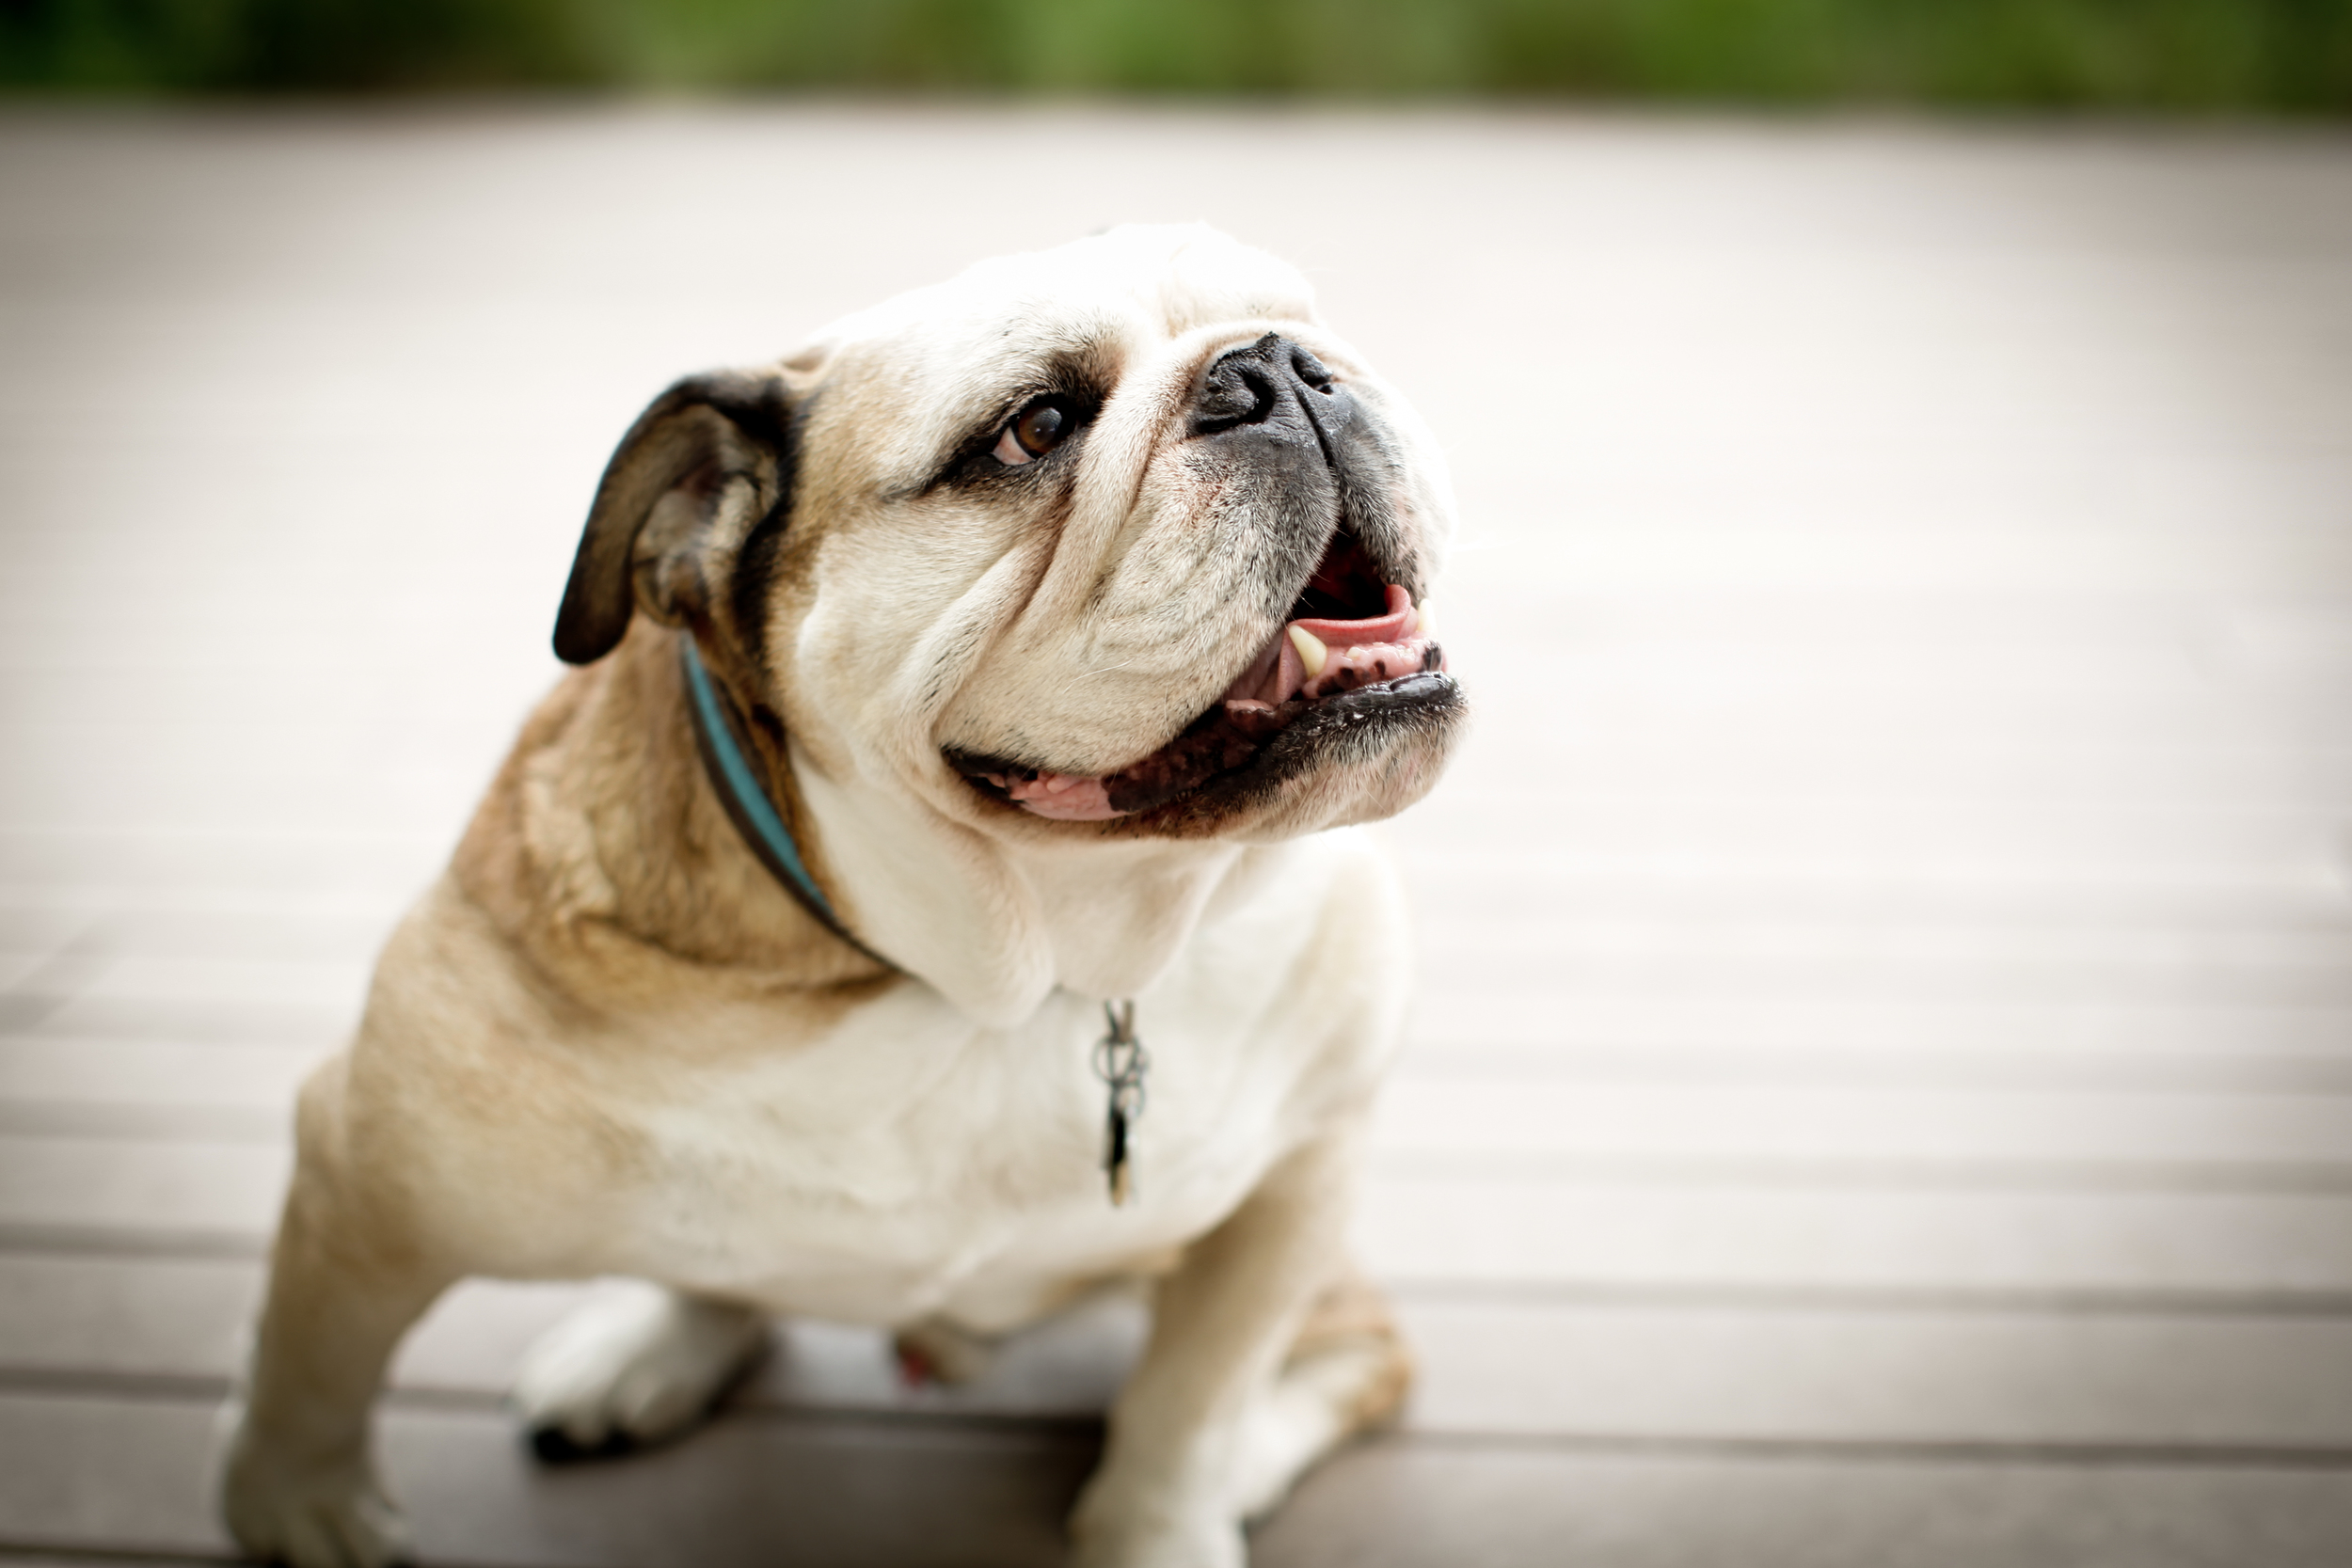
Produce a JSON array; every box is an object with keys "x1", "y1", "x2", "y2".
[
  {"x1": 681, "y1": 635, "x2": 1146, "y2": 1206},
  {"x1": 679, "y1": 638, "x2": 894, "y2": 970}
]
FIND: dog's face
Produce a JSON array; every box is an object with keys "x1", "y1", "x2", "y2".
[{"x1": 555, "y1": 224, "x2": 1463, "y2": 845}]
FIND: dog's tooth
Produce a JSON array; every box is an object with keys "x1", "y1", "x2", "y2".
[
  {"x1": 1415, "y1": 601, "x2": 1437, "y2": 640},
  {"x1": 1287, "y1": 625, "x2": 1328, "y2": 679}
]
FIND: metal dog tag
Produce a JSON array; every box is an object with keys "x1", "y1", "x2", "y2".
[{"x1": 1094, "y1": 1000, "x2": 1149, "y2": 1206}]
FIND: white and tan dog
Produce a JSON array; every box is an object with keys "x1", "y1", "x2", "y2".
[{"x1": 219, "y1": 223, "x2": 1465, "y2": 1568}]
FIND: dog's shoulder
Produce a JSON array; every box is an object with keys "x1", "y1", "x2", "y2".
[{"x1": 447, "y1": 624, "x2": 886, "y2": 1009}]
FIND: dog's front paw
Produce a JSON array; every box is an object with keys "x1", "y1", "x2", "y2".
[
  {"x1": 220, "y1": 1421, "x2": 413, "y2": 1568},
  {"x1": 1069, "y1": 1489, "x2": 1246, "y2": 1568},
  {"x1": 512, "y1": 1280, "x2": 768, "y2": 1459}
]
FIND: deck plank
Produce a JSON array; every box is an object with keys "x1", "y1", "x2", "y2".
[
  {"x1": 16, "y1": 1171, "x2": 2352, "y2": 1302},
  {"x1": 1253, "y1": 1441, "x2": 2352, "y2": 1568},
  {"x1": 4, "y1": 1391, "x2": 2350, "y2": 1568},
  {"x1": 0, "y1": 1391, "x2": 1091, "y2": 1568},
  {"x1": 12, "y1": 1259, "x2": 2352, "y2": 1452}
]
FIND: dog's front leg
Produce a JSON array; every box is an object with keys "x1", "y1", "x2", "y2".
[
  {"x1": 1070, "y1": 1132, "x2": 1359, "y2": 1568},
  {"x1": 220, "y1": 1062, "x2": 455, "y2": 1568}
]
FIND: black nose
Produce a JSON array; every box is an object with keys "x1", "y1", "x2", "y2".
[{"x1": 1190, "y1": 332, "x2": 1348, "y2": 437}]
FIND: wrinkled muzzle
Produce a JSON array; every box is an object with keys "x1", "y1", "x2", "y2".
[{"x1": 947, "y1": 332, "x2": 1463, "y2": 832}]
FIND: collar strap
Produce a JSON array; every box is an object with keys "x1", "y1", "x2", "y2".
[
  {"x1": 678, "y1": 637, "x2": 896, "y2": 971},
  {"x1": 681, "y1": 635, "x2": 1146, "y2": 1207}
]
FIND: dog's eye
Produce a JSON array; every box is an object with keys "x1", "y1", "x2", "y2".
[{"x1": 992, "y1": 397, "x2": 1077, "y2": 467}]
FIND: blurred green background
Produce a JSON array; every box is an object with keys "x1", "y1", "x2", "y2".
[{"x1": 3, "y1": 0, "x2": 2348, "y2": 109}]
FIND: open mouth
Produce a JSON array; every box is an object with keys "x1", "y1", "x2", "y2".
[{"x1": 949, "y1": 525, "x2": 1455, "y2": 822}]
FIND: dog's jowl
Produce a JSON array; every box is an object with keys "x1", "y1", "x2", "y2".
[{"x1": 220, "y1": 225, "x2": 1465, "y2": 1568}]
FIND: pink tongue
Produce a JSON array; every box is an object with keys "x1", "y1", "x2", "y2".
[
  {"x1": 1000, "y1": 585, "x2": 1430, "y2": 822},
  {"x1": 1222, "y1": 584, "x2": 1422, "y2": 707}
]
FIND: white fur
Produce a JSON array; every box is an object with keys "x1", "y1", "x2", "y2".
[
  {"x1": 221, "y1": 226, "x2": 1450, "y2": 1568},
  {"x1": 219, "y1": 1410, "x2": 414, "y2": 1568},
  {"x1": 510, "y1": 1280, "x2": 769, "y2": 1449}
]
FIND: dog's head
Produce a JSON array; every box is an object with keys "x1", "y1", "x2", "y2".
[{"x1": 554, "y1": 224, "x2": 1463, "y2": 847}]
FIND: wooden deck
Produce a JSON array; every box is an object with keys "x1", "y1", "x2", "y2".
[{"x1": 3, "y1": 104, "x2": 2349, "y2": 1566}]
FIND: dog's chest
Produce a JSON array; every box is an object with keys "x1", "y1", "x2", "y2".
[{"x1": 612, "y1": 906, "x2": 1346, "y2": 1327}]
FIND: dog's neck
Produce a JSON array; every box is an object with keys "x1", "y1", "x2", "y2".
[
  {"x1": 464, "y1": 622, "x2": 1285, "y2": 1029},
  {"x1": 795, "y1": 756, "x2": 1291, "y2": 1024},
  {"x1": 678, "y1": 638, "x2": 893, "y2": 967},
  {"x1": 675, "y1": 628, "x2": 1293, "y2": 1027}
]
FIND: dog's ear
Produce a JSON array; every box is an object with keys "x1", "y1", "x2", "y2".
[{"x1": 552, "y1": 371, "x2": 793, "y2": 666}]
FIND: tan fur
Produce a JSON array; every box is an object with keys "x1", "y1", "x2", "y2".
[
  {"x1": 453, "y1": 621, "x2": 882, "y2": 992},
  {"x1": 221, "y1": 226, "x2": 1458, "y2": 1568}
]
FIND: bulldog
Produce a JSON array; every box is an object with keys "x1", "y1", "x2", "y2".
[{"x1": 220, "y1": 223, "x2": 1464, "y2": 1568}]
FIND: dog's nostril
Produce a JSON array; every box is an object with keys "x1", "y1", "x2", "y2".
[
  {"x1": 1193, "y1": 333, "x2": 1338, "y2": 435},
  {"x1": 1196, "y1": 358, "x2": 1279, "y2": 429}
]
